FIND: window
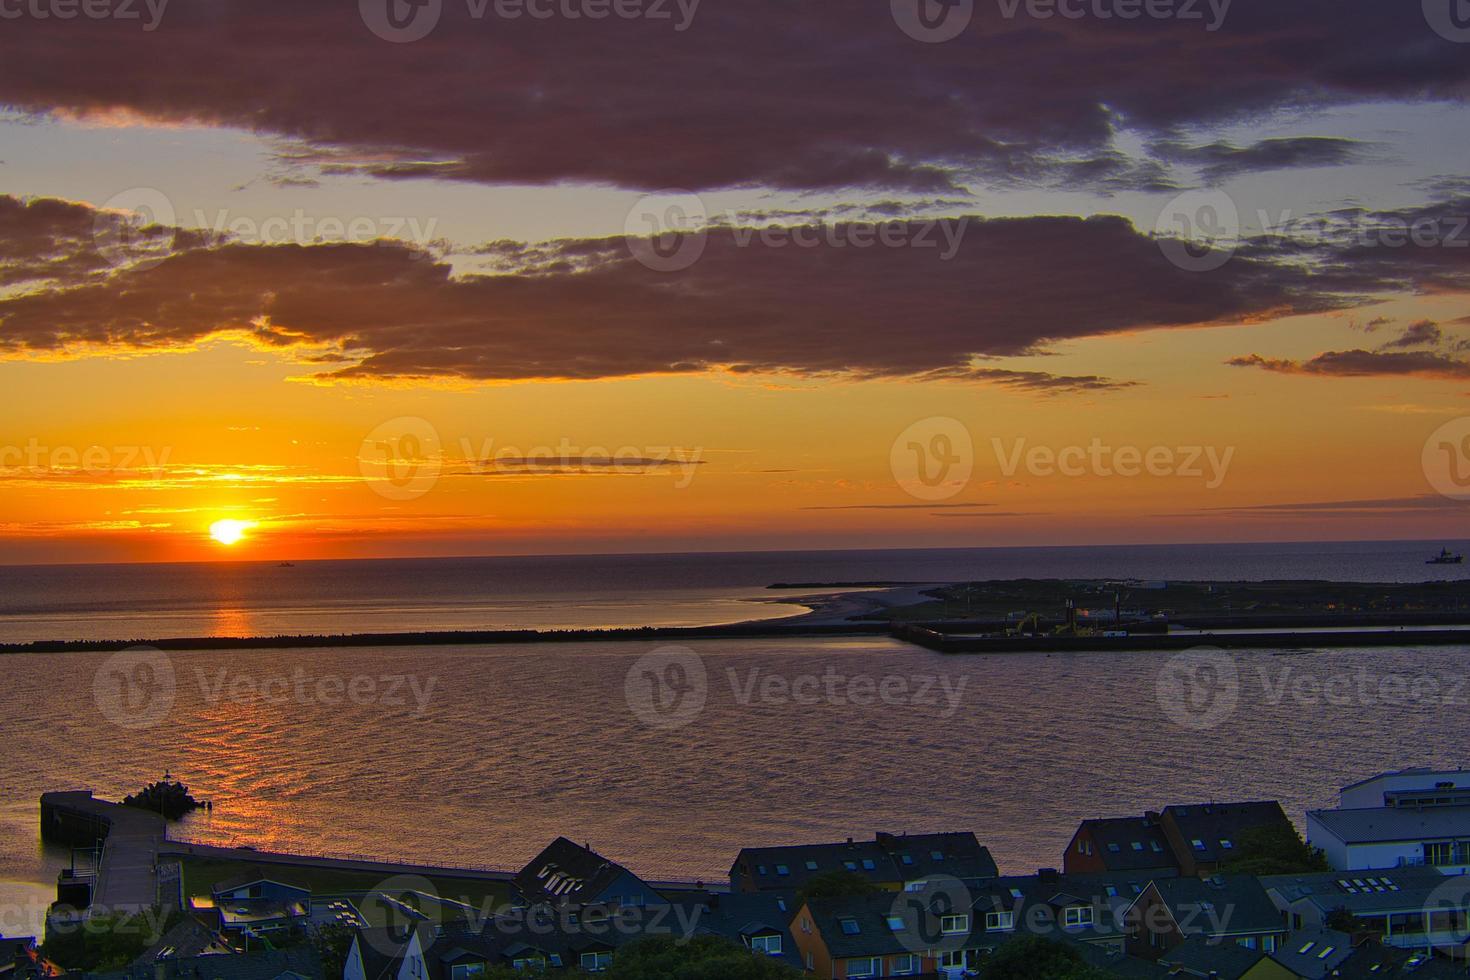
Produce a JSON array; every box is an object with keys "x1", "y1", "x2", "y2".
[
  {"x1": 840, "y1": 917, "x2": 861, "y2": 935},
  {"x1": 939, "y1": 950, "x2": 969, "y2": 968},
  {"x1": 1219, "y1": 839, "x2": 1233, "y2": 850},
  {"x1": 1107, "y1": 843, "x2": 1121, "y2": 853},
  {"x1": 861, "y1": 859, "x2": 876, "y2": 870},
  {"x1": 1104, "y1": 886, "x2": 1118, "y2": 897},
  {"x1": 777, "y1": 899, "x2": 787, "y2": 912},
  {"x1": 511, "y1": 956, "x2": 545, "y2": 970},
  {"x1": 805, "y1": 860, "x2": 818, "y2": 871},
  {"x1": 1426, "y1": 842, "x2": 1455, "y2": 866},
  {"x1": 901, "y1": 853, "x2": 914, "y2": 865},
  {"x1": 1064, "y1": 907, "x2": 1094, "y2": 927},
  {"x1": 775, "y1": 864, "x2": 790, "y2": 876},
  {"x1": 450, "y1": 965, "x2": 486, "y2": 980},
  {"x1": 985, "y1": 912, "x2": 1015, "y2": 931},
  {"x1": 1150, "y1": 841, "x2": 1163, "y2": 852},
  {"x1": 941, "y1": 914, "x2": 969, "y2": 935},
  {"x1": 886, "y1": 915, "x2": 905, "y2": 931},
  {"x1": 844, "y1": 861, "x2": 858, "y2": 871},
  {"x1": 750, "y1": 934, "x2": 782, "y2": 955},
  {"x1": 578, "y1": 951, "x2": 613, "y2": 972},
  {"x1": 892, "y1": 953, "x2": 919, "y2": 975},
  {"x1": 846, "y1": 957, "x2": 881, "y2": 978},
  {"x1": 756, "y1": 864, "x2": 767, "y2": 876},
  {"x1": 1263, "y1": 936, "x2": 1277, "y2": 953},
  {"x1": 930, "y1": 850, "x2": 944, "y2": 860},
  {"x1": 1131, "y1": 841, "x2": 1143, "y2": 851},
  {"x1": 1237, "y1": 937, "x2": 1257, "y2": 950},
  {"x1": 1191, "y1": 839, "x2": 1206, "y2": 851}
]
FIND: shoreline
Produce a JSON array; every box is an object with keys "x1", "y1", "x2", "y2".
[{"x1": 9, "y1": 578, "x2": 1470, "y2": 654}]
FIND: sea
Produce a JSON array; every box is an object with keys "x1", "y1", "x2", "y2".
[{"x1": 1, "y1": 540, "x2": 1468, "y2": 939}]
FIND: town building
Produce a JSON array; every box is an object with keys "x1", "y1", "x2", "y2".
[
  {"x1": 1307, "y1": 770, "x2": 1470, "y2": 873},
  {"x1": 1125, "y1": 875, "x2": 1287, "y2": 960},
  {"x1": 731, "y1": 832, "x2": 997, "y2": 894}
]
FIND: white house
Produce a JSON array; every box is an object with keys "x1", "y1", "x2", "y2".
[{"x1": 1307, "y1": 769, "x2": 1470, "y2": 873}]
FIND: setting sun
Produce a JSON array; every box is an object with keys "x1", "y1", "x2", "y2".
[{"x1": 208, "y1": 519, "x2": 253, "y2": 546}]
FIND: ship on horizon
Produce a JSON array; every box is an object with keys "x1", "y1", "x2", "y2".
[{"x1": 1427, "y1": 547, "x2": 1464, "y2": 565}]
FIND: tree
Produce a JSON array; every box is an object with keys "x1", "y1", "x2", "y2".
[
  {"x1": 1219, "y1": 823, "x2": 1330, "y2": 876},
  {"x1": 604, "y1": 935, "x2": 803, "y2": 979},
  {"x1": 796, "y1": 870, "x2": 881, "y2": 904},
  {"x1": 1324, "y1": 906, "x2": 1373, "y2": 934},
  {"x1": 976, "y1": 936, "x2": 1114, "y2": 980},
  {"x1": 310, "y1": 922, "x2": 356, "y2": 978},
  {"x1": 41, "y1": 907, "x2": 180, "y2": 972}
]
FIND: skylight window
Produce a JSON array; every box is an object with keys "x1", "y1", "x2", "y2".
[{"x1": 840, "y1": 918, "x2": 860, "y2": 935}]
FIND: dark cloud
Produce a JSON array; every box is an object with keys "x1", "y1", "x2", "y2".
[
  {"x1": 0, "y1": 2, "x2": 1463, "y2": 192},
  {"x1": 1205, "y1": 495, "x2": 1462, "y2": 514},
  {"x1": 1, "y1": 196, "x2": 1344, "y2": 386},
  {"x1": 1151, "y1": 137, "x2": 1373, "y2": 183},
  {"x1": 1227, "y1": 349, "x2": 1470, "y2": 379},
  {"x1": 1379, "y1": 319, "x2": 1443, "y2": 349}
]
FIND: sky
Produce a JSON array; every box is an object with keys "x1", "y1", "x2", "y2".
[{"x1": 1, "y1": 0, "x2": 1469, "y2": 563}]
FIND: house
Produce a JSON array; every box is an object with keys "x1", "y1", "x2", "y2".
[
  {"x1": 1158, "y1": 933, "x2": 1295, "y2": 979},
  {"x1": 1261, "y1": 867, "x2": 1470, "y2": 954},
  {"x1": 1325, "y1": 940, "x2": 1470, "y2": 978},
  {"x1": 1157, "y1": 802, "x2": 1295, "y2": 877},
  {"x1": 74, "y1": 948, "x2": 320, "y2": 980},
  {"x1": 731, "y1": 831, "x2": 997, "y2": 894},
  {"x1": 1307, "y1": 770, "x2": 1470, "y2": 873},
  {"x1": 209, "y1": 870, "x2": 312, "y2": 909},
  {"x1": 512, "y1": 837, "x2": 666, "y2": 909},
  {"x1": 1338, "y1": 769, "x2": 1470, "y2": 810},
  {"x1": 344, "y1": 926, "x2": 413, "y2": 980},
  {"x1": 382, "y1": 891, "x2": 801, "y2": 978},
  {"x1": 129, "y1": 916, "x2": 235, "y2": 965},
  {"x1": 1266, "y1": 928, "x2": 1356, "y2": 979},
  {"x1": 968, "y1": 870, "x2": 1176, "y2": 955},
  {"x1": 1064, "y1": 815, "x2": 1180, "y2": 876},
  {"x1": 202, "y1": 869, "x2": 312, "y2": 937},
  {"x1": 1125, "y1": 875, "x2": 1286, "y2": 960},
  {"x1": 1067, "y1": 801, "x2": 1294, "y2": 879},
  {"x1": 791, "y1": 889, "x2": 976, "y2": 977}
]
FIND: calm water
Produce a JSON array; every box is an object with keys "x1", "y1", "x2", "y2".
[
  {"x1": 3, "y1": 636, "x2": 1469, "y2": 937},
  {"x1": 1, "y1": 541, "x2": 1468, "y2": 643},
  {"x1": 3, "y1": 542, "x2": 1470, "y2": 938}
]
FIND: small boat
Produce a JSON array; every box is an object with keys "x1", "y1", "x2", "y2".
[
  {"x1": 277, "y1": 561, "x2": 296, "y2": 568},
  {"x1": 1427, "y1": 548, "x2": 1464, "y2": 565}
]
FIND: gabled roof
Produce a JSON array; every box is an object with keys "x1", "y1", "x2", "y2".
[
  {"x1": 733, "y1": 831, "x2": 996, "y2": 891},
  {"x1": 1072, "y1": 816, "x2": 1180, "y2": 873},
  {"x1": 1268, "y1": 928, "x2": 1354, "y2": 979},
  {"x1": 1161, "y1": 801, "x2": 1292, "y2": 866},
  {"x1": 350, "y1": 927, "x2": 415, "y2": 980},
  {"x1": 209, "y1": 867, "x2": 309, "y2": 897},
  {"x1": 1139, "y1": 876, "x2": 1283, "y2": 938},
  {"x1": 129, "y1": 916, "x2": 230, "y2": 965},
  {"x1": 970, "y1": 871, "x2": 1167, "y2": 944},
  {"x1": 513, "y1": 837, "x2": 639, "y2": 907},
  {"x1": 1159, "y1": 933, "x2": 1268, "y2": 980},
  {"x1": 81, "y1": 948, "x2": 320, "y2": 980},
  {"x1": 802, "y1": 892, "x2": 945, "y2": 960}
]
